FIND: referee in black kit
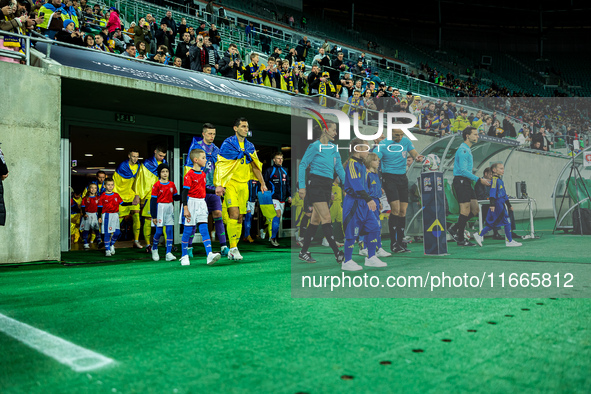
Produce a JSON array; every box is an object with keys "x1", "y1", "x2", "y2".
[{"x1": 450, "y1": 127, "x2": 490, "y2": 246}]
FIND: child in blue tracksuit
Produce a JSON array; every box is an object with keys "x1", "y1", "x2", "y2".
[
  {"x1": 473, "y1": 163, "x2": 522, "y2": 247},
  {"x1": 359, "y1": 152, "x2": 392, "y2": 258},
  {"x1": 342, "y1": 141, "x2": 388, "y2": 271}
]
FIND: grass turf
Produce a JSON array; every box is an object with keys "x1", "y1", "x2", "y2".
[{"x1": 1, "y1": 219, "x2": 590, "y2": 393}]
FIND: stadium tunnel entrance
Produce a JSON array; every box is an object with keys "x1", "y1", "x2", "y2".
[{"x1": 59, "y1": 78, "x2": 292, "y2": 252}]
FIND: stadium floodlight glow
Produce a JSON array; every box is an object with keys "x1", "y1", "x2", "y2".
[
  {"x1": 108, "y1": 162, "x2": 116, "y2": 165},
  {"x1": 115, "y1": 147, "x2": 125, "y2": 151},
  {"x1": 84, "y1": 154, "x2": 93, "y2": 157},
  {"x1": 281, "y1": 146, "x2": 291, "y2": 151}
]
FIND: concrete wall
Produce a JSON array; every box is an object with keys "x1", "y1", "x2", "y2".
[{"x1": 0, "y1": 62, "x2": 61, "y2": 264}]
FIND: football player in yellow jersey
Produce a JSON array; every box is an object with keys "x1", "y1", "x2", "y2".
[
  {"x1": 113, "y1": 150, "x2": 141, "y2": 248},
  {"x1": 136, "y1": 147, "x2": 167, "y2": 248},
  {"x1": 214, "y1": 118, "x2": 267, "y2": 261}
]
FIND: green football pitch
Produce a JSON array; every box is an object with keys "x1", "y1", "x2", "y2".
[{"x1": 1, "y1": 219, "x2": 590, "y2": 393}]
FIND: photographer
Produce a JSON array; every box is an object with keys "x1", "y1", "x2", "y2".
[
  {"x1": 189, "y1": 34, "x2": 206, "y2": 72},
  {"x1": 155, "y1": 22, "x2": 172, "y2": 54}
]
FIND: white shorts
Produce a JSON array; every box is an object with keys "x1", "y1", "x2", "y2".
[
  {"x1": 154, "y1": 202, "x2": 174, "y2": 227},
  {"x1": 183, "y1": 197, "x2": 208, "y2": 226},
  {"x1": 272, "y1": 200, "x2": 285, "y2": 215},
  {"x1": 80, "y1": 212, "x2": 99, "y2": 231},
  {"x1": 101, "y1": 212, "x2": 120, "y2": 234},
  {"x1": 246, "y1": 201, "x2": 255, "y2": 213}
]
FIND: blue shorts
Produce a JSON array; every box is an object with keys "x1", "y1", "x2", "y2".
[
  {"x1": 343, "y1": 195, "x2": 380, "y2": 239},
  {"x1": 205, "y1": 193, "x2": 222, "y2": 212}
]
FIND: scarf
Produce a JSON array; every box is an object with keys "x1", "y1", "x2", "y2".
[
  {"x1": 248, "y1": 62, "x2": 263, "y2": 84},
  {"x1": 281, "y1": 69, "x2": 293, "y2": 91},
  {"x1": 319, "y1": 79, "x2": 334, "y2": 106},
  {"x1": 347, "y1": 97, "x2": 364, "y2": 118},
  {"x1": 3, "y1": 16, "x2": 26, "y2": 49}
]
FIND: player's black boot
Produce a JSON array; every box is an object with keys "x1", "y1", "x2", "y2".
[{"x1": 299, "y1": 251, "x2": 317, "y2": 263}]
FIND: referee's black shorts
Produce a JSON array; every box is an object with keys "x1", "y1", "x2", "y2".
[
  {"x1": 304, "y1": 174, "x2": 333, "y2": 208},
  {"x1": 453, "y1": 176, "x2": 477, "y2": 204},
  {"x1": 382, "y1": 173, "x2": 409, "y2": 204}
]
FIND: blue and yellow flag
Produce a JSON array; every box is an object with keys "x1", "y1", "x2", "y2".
[
  {"x1": 214, "y1": 136, "x2": 262, "y2": 186},
  {"x1": 136, "y1": 156, "x2": 166, "y2": 200},
  {"x1": 113, "y1": 161, "x2": 139, "y2": 202},
  {"x1": 257, "y1": 191, "x2": 277, "y2": 224}
]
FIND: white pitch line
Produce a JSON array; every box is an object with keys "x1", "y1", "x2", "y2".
[{"x1": 0, "y1": 313, "x2": 115, "y2": 372}]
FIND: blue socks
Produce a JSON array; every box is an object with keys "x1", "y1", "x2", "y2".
[
  {"x1": 271, "y1": 216, "x2": 280, "y2": 239},
  {"x1": 182, "y1": 226, "x2": 196, "y2": 257},
  {"x1": 199, "y1": 223, "x2": 212, "y2": 255},
  {"x1": 166, "y1": 226, "x2": 173, "y2": 254},
  {"x1": 152, "y1": 227, "x2": 164, "y2": 251},
  {"x1": 244, "y1": 212, "x2": 252, "y2": 238}
]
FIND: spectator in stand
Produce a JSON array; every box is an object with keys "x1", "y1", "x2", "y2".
[
  {"x1": 84, "y1": 33, "x2": 96, "y2": 49},
  {"x1": 285, "y1": 47, "x2": 297, "y2": 66},
  {"x1": 178, "y1": 17, "x2": 188, "y2": 37},
  {"x1": 55, "y1": 18, "x2": 85, "y2": 45},
  {"x1": 312, "y1": 47, "x2": 330, "y2": 69},
  {"x1": 204, "y1": 36, "x2": 220, "y2": 72},
  {"x1": 133, "y1": 18, "x2": 152, "y2": 54},
  {"x1": 243, "y1": 53, "x2": 263, "y2": 85},
  {"x1": 175, "y1": 31, "x2": 193, "y2": 69},
  {"x1": 288, "y1": 14, "x2": 294, "y2": 27},
  {"x1": 219, "y1": 43, "x2": 241, "y2": 79},
  {"x1": 196, "y1": 21, "x2": 206, "y2": 35},
  {"x1": 329, "y1": 51, "x2": 346, "y2": 84},
  {"x1": 296, "y1": 35, "x2": 311, "y2": 62},
  {"x1": 370, "y1": 71, "x2": 382, "y2": 86},
  {"x1": 172, "y1": 56, "x2": 182, "y2": 67},
  {"x1": 155, "y1": 22, "x2": 173, "y2": 54},
  {"x1": 209, "y1": 24, "x2": 221, "y2": 51},
  {"x1": 106, "y1": 7, "x2": 120, "y2": 37},
  {"x1": 351, "y1": 59, "x2": 365, "y2": 78},
  {"x1": 205, "y1": 0, "x2": 214, "y2": 23},
  {"x1": 245, "y1": 21, "x2": 255, "y2": 46},
  {"x1": 503, "y1": 117, "x2": 517, "y2": 138},
  {"x1": 516, "y1": 127, "x2": 532, "y2": 146},
  {"x1": 136, "y1": 41, "x2": 148, "y2": 59},
  {"x1": 488, "y1": 119, "x2": 505, "y2": 138},
  {"x1": 262, "y1": 57, "x2": 280, "y2": 89},
  {"x1": 478, "y1": 116, "x2": 492, "y2": 135},
  {"x1": 160, "y1": 10, "x2": 176, "y2": 49},
  {"x1": 269, "y1": 46, "x2": 282, "y2": 61},
  {"x1": 217, "y1": 6, "x2": 228, "y2": 27},
  {"x1": 340, "y1": 76, "x2": 353, "y2": 101},
  {"x1": 260, "y1": 27, "x2": 271, "y2": 54},
  {"x1": 121, "y1": 42, "x2": 136, "y2": 57},
  {"x1": 189, "y1": 34, "x2": 206, "y2": 72},
  {"x1": 111, "y1": 28, "x2": 125, "y2": 53},
  {"x1": 188, "y1": 26, "x2": 196, "y2": 44},
  {"x1": 37, "y1": 0, "x2": 67, "y2": 38},
  {"x1": 94, "y1": 33, "x2": 111, "y2": 52},
  {"x1": 307, "y1": 64, "x2": 321, "y2": 95},
  {"x1": 152, "y1": 44, "x2": 170, "y2": 64}
]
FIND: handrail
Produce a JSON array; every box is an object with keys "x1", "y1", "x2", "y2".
[{"x1": 0, "y1": 31, "x2": 32, "y2": 65}]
